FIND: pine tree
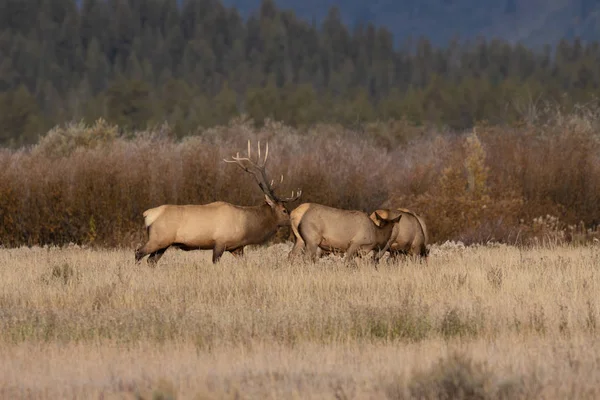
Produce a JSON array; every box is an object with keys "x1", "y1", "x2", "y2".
[
  {"x1": 245, "y1": 76, "x2": 280, "y2": 123},
  {"x1": 85, "y1": 38, "x2": 110, "y2": 94},
  {"x1": 0, "y1": 85, "x2": 45, "y2": 146},
  {"x1": 212, "y1": 82, "x2": 239, "y2": 125},
  {"x1": 106, "y1": 79, "x2": 154, "y2": 131}
]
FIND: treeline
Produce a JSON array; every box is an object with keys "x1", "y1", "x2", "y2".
[
  {"x1": 0, "y1": 111, "x2": 599, "y2": 248},
  {"x1": 1, "y1": 0, "x2": 600, "y2": 145}
]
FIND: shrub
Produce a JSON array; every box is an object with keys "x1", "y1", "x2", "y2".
[
  {"x1": 0, "y1": 108, "x2": 598, "y2": 247},
  {"x1": 400, "y1": 353, "x2": 521, "y2": 400}
]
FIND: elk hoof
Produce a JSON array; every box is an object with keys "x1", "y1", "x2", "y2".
[{"x1": 134, "y1": 249, "x2": 145, "y2": 263}]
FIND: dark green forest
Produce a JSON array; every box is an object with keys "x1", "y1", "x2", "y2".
[
  {"x1": 224, "y1": 0, "x2": 600, "y2": 48},
  {"x1": 1, "y1": 0, "x2": 600, "y2": 146}
]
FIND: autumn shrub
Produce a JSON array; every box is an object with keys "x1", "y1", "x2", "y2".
[
  {"x1": 34, "y1": 118, "x2": 119, "y2": 158},
  {"x1": 0, "y1": 108, "x2": 599, "y2": 248},
  {"x1": 387, "y1": 108, "x2": 600, "y2": 245},
  {"x1": 384, "y1": 130, "x2": 525, "y2": 244}
]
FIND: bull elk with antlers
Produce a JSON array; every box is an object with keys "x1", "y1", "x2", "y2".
[{"x1": 135, "y1": 141, "x2": 301, "y2": 265}]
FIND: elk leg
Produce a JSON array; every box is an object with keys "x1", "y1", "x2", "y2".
[
  {"x1": 212, "y1": 244, "x2": 226, "y2": 264},
  {"x1": 135, "y1": 247, "x2": 146, "y2": 263},
  {"x1": 135, "y1": 241, "x2": 164, "y2": 263},
  {"x1": 288, "y1": 223, "x2": 306, "y2": 260},
  {"x1": 305, "y1": 241, "x2": 320, "y2": 263},
  {"x1": 317, "y1": 248, "x2": 326, "y2": 258},
  {"x1": 230, "y1": 247, "x2": 244, "y2": 258},
  {"x1": 147, "y1": 247, "x2": 168, "y2": 267},
  {"x1": 289, "y1": 238, "x2": 306, "y2": 260},
  {"x1": 372, "y1": 248, "x2": 386, "y2": 263},
  {"x1": 420, "y1": 247, "x2": 430, "y2": 264},
  {"x1": 344, "y1": 243, "x2": 361, "y2": 262},
  {"x1": 386, "y1": 250, "x2": 398, "y2": 264},
  {"x1": 136, "y1": 223, "x2": 171, "y2": 263}
]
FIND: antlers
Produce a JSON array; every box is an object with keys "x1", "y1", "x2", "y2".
[{"x1": 223, "y1": 140, "x2": 302, "y2": 203}]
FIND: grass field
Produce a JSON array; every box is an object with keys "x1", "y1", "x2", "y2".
[{"x1": 1, "y1": 242, "x2": 600, "y2": 399}]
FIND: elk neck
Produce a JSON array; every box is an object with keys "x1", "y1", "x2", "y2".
[
  {"x1": 243, "y1": 203, "x2": 280, "y2": 229},
  {"x1": 374, "y1": 221, "x2": 396, "y2": 247}
]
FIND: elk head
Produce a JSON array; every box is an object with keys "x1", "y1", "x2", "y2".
[{"x1": 223, "y1": 140, "x2": 302, "y2": 226}]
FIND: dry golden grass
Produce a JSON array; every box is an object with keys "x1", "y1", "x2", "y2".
[{"x1": 1, "y1": 243, "x2": 600, "y2": 399}]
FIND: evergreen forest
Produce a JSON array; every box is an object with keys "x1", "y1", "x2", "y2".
[{"x1": 1, "y1": 0, "x2": 600, "y2": 146}]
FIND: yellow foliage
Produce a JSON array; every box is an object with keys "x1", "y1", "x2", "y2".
[{"x1": 463, "y1": 130, "x2": 489, "y2": 198}]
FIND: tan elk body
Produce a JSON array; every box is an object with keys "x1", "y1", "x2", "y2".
[
  {"x1": 135, "y1": 141, "x2": 301, "y2": 265},
  {"x1": 369, "y1": 208, "x2": 429, "y2": 259},
  {"x1": 288, "y1": 203, "x2": 402, "y2": 263}
]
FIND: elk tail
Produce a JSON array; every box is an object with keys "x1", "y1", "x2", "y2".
[
  {"x1": 142, "y1": 205, "x2": 166, "y2": 228},
  {"x1": 290, "y1": 203, "x2": 311, "y2": 245}
]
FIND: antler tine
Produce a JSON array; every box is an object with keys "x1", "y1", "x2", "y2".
[
  {"x1": 268, "y1": 174, "x2": 285, "y2": 192},
  {"x1": 223, "y1": 151, "x2": 252, "y2": 171},
  {"x1": 254, "y1": 140, "x2": 269, "y2": 168},
  {"x1": 224, "y1": 142, "x2": 259, "y2": 167},
  {"x1": 225, "y1": 140, "x2": 270, "y2": 168},
  {"x1": 278, "y1": 188, "x2": 302, "y2": 203},
  {"x1": 224, "y1": 140, "x2": 278, "y2": 200},
  {"x1": 263, "y1": 142, "x2": 269, "y2": 166}
]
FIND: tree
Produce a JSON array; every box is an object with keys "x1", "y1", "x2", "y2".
[
  {"x1": 159, "y1": 78, "x2": 192, "y2": 118},
  {"x1": 0, "y1": 85, "x2": 45, "y2": 146},
  {"x1": 261, "y1": 13, "x2": 292, "y2": 87},
  {"x1": 106, "y1": 79, "x2": 154, "y2": 131},
  {"x1": 212, "y1": 82, "x2": 239, "y2": 125},
  {"x1": 245, "y1": 77, "x2": 281, "y2": 124},
  {"x1": 320, "y1": 6, "x2": 350, "y2": 87},
  {"x1": 279, "y1": 83, "x2": 319, "y2": 126},
  {"x1": 0, "y1": 0, "x2": 598, "y2": 141},
  {"x1": 107, "y1": 0, "x2": 136, "y2": 66},
  {"x1": 85, "y1": 38, "x2": 110, "y2": 94},
  {"x1": 80, "y1": 0, "x2": 110, "y2": 51},
  {"x1": 125, "y1": 51, "x2": 144, "y2": 81}
]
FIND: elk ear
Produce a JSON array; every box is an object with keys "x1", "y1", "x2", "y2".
[
  {"x1": 373, "y1": 210, "x2": 385, "y2": 222},
  {"x1": 264, "y1": 194, "x2": 276, "y2": 207},
  {"x1": 387, "y1": 210, "x2": 403, "y2": 223},
  {"x1": 377, "y1": 209, "x2": 389, "y2": 219}
]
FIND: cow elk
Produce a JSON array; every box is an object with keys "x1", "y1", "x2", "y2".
[
  {"x1": 369, "y1": 208, "x2": 429, "y2": 261},
  {"x1": 135, "y1": 141, "x2": 302, "y2": 265},
  {"x1": 288, "y1": 203, "x2": 402, "y2": 264}
]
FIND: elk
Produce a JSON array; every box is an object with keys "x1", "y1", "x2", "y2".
[
  {"x1": 369, "y1": 208, "x2": 429, "y2": 260},
  {"x1": 135, "y1": 141, "x2": 301, "y2": 265},
  {"x1": 288, "y1": 203, "x2": 402, "y2": 263}
]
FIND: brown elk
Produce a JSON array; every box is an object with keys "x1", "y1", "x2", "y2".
[
  {"x1": 288, "y1": 203, "x2": 402, "y2": 264},
  {"x1": 135, "y1": 141, "x2": 301, "y2": 265},
  {"x1": 369, "y1": 208, "x2": 429, "y2": 260}
]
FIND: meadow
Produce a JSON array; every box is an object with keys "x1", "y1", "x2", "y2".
[
  {"x1": 1, "y1": 108, "x2": 599, "y2": 398},
  {"x1": 1, "y1": 242, "x2": 599, "y2": 399}
]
